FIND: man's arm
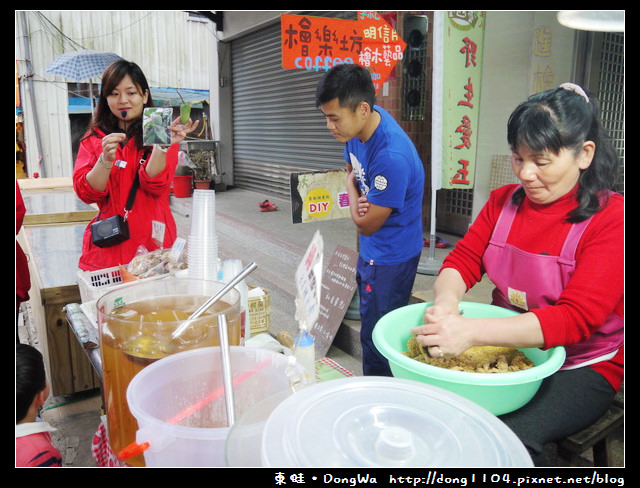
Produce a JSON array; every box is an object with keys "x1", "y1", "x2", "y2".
[{"x1": 346, "y1": 164, "x2": 392, "y2": 236}]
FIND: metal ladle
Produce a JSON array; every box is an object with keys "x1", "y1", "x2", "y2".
[{"x1": 171, "y1": 261, "x2": 257, "y2": 341}]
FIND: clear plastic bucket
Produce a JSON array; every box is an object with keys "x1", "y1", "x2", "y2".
[
  {"x1": 97, "y1": 278, "x2": 240, "y2": 466},
  {"x1": 127, "y1": 346, "x2": 304, "y2": 467}
]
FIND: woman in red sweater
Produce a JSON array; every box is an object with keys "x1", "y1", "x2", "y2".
[
  {"x1": 412, "y1": 84, "x2": 623, "y2": 465},
  {"x1": 73, "y1": 60, "x2": 198, "y2": 271}
]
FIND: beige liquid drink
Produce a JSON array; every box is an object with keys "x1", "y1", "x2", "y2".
[{"x1": 97, "y1": 279, "x2": 240, "y2": 467}]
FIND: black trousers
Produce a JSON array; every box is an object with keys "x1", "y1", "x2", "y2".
[{"x1": 499, "y1": 367, "x2": 616, "y2": 466}]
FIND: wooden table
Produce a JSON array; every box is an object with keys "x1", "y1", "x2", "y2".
[
  {"x1": 22, "y1": 190, "x2": 97, "y2": 226},
  {"x1": 18, "y1": 176, "x2": 97, "y2": 225},
  {"x1": 18, "y1": 178, "x2": 100, "y2": 395},
  {"x1": 22, "y1": 223, "x2": 101, "y2": 395}
]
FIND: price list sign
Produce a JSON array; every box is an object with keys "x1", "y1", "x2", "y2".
[{"x1": 311, "y1": 245, "x2": 358, "y2": 358}]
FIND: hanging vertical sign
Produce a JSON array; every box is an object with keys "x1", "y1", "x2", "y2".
[
  {"x1": 280, "y1": 12, "x2": 406, "y2": 94},
  {"x1": 440, "y1": 11, "x2": 485, "y2": 189}
]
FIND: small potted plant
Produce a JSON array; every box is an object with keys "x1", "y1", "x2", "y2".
[{"x1": 189, "y1": 150, "x2": 215, "y2": 189}]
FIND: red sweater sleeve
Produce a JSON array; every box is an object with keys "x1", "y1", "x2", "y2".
[
  {"x1": 532, "y1": 194, "x2": 624, "y2": 348},
  {"x1": 137, "y1": 145, "x2": 179, "y2": 196},
  {"x1": 73, "y1": 134, "x2": 109, "y2": 206}
]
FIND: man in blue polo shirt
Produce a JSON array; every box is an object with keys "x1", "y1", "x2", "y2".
[{"x1": 316, "y1": 64, "x2": 425, "y2": 375}]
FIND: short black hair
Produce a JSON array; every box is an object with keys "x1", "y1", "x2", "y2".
[
  {"x1": 16, "y1": 344, "x2": 47, "y2": 423},
  {"x1": 315, "y1": 64, "x2": 376, "y2": 111}
]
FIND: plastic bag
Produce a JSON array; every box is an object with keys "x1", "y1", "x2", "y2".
[{"x1": 125, "y1": 239, "x2": 187, "y2": 278}]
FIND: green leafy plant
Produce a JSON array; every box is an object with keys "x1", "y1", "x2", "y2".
[
  {"x1": 189, "y1": 150, "x2": 215, "y2": 181},
  {"x1": 174, "y1": 164, "x2": 193, "y2": 176}
]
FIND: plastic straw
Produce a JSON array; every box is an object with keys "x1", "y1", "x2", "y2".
[{"x1": 217, "y1": 314, "x2": 235, "y2": 426}]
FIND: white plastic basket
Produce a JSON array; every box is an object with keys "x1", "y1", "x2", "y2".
[
  {"x1": 77, "y1": 266, "x2": 124, "y2": 303},
  {"x1": 77, "y1": 266, "x2": 184, "y2": 303}
]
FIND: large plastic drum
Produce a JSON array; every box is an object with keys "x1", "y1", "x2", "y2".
[{"x1": 127, "y1": 346, "x2": 305, "y2": 467}]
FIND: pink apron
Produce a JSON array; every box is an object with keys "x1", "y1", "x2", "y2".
[{"x1": 482, "y1": 187, "x2": 623, "y2": 369}]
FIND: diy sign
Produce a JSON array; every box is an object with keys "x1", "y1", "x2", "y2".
[
  {"x1": 290, "y1": 169, "x2": 351, "y2": 224},
  {"x1": 311, "y1": 244, "x2": 358, "y2": 358},
  {"x1": 281, "y1": 12, "x2": 406, "y2": 93}
]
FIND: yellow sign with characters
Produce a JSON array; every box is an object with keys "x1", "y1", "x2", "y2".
[{"x1": 304, "y1": 188, "x2": 333, "y2": 219}]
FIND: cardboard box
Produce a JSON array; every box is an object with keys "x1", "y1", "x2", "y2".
[{"x1": 248, "y1": 286, "x2": 271, "y2": 334}]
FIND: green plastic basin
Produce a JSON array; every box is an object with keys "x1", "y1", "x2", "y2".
[{"x1": 372, "y1": 302, "x2": 566, "y2": 415}]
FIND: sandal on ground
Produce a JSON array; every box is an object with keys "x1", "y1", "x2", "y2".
[
  {"x1": 259, "y1": 200, "x2": 278, "y2": 212},
  {"x1": 423, "y1": 236, "x2": 450, "y2": 249}
]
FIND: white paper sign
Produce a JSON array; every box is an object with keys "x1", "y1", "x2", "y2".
[{"x1": 295, "y1": 230, "x2": 324, "y2": 328}]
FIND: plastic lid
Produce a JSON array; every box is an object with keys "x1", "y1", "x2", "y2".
[{"x1": 260, "y1": 377, "x2": 532, "y2": 467}]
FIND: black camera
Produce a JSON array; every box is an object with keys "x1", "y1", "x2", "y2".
[{"x1": 91, "y1": 215, "x2": 130, "y2": 248}]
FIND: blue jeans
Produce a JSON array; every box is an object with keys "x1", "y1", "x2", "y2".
[{"x1": 357, "y1": 254, "x2": 420, "y2": 376}]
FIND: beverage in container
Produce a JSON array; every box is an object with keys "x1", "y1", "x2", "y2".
[{"x1": 97, "y1": 278, "x2": 240, "y2": 466}]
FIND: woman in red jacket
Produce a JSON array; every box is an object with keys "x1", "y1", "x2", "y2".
[
  {"x1": 412, "y1": 84, "x2": 623, "y2": 465},
  {"x1": 73, "y1": 60, "x2": 198, "y2": 271}
]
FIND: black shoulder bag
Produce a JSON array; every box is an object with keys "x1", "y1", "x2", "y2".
[{"x1": 91, "y1": 150, "x2": 150, "y2": 248}]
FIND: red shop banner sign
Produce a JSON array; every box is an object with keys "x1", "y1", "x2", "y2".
[{"x1": 281, "y1": 12, "x2": 406, "y2": 94}]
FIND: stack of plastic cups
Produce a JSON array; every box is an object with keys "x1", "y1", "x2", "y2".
[{"x1": 188, "y1": 190, "x2": 218, "y2": 281}]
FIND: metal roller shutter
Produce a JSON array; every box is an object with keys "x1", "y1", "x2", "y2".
[{"x1": 231, "y1": 15, "x2": 350, "y2": 198}]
